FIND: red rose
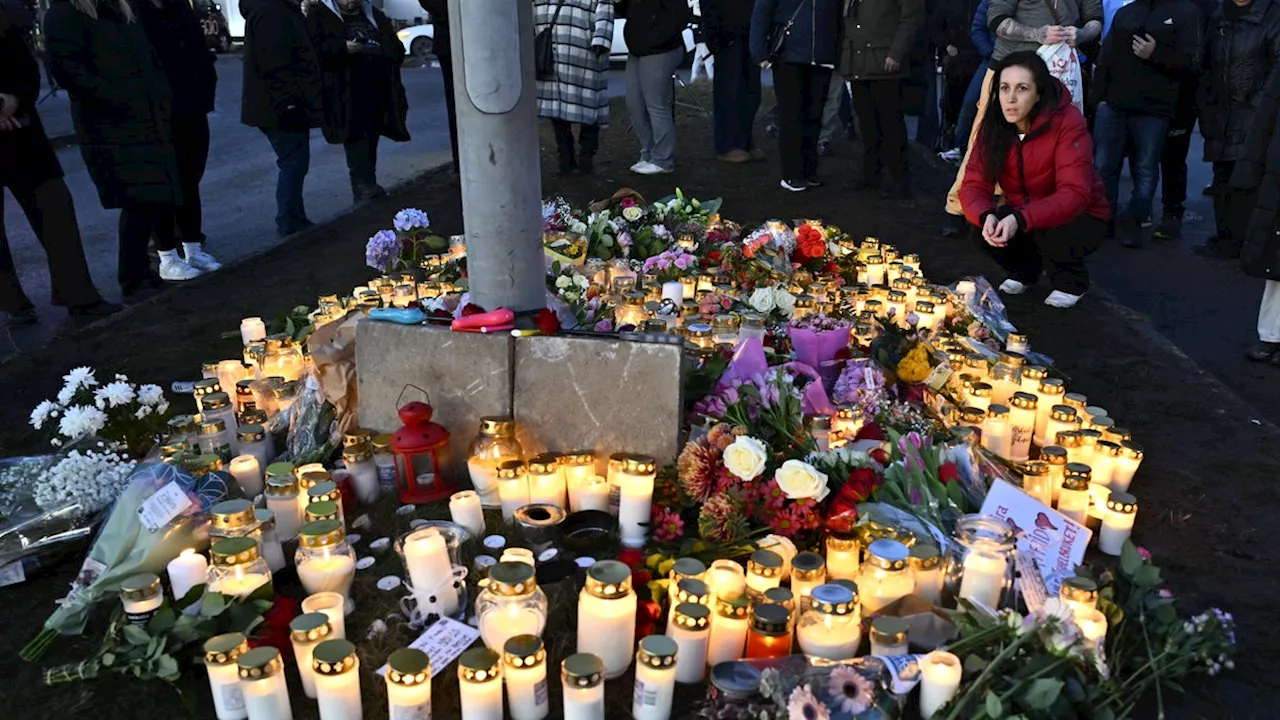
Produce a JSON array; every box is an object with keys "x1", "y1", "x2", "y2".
[
  {"x1": 709, "y1": 250, "x2": 723, "y2": 262},
  {"x1": 855, "y1": 423, "x2": 886, "y2": 441},
  {"x1": 618, "y1": 548, "x2": 646, "y2": 568},
  {"x1": 939, "y1": 461, "x2": 960, "y2": 485},
  {"x1": 795, "y1": 225, "x2": 826, "y2": 260},
  {"x1": 869, "y1": 448, "x2": 890, "y2": 465},
  {"x1": 632, "y1": 568, "x2": 653, "y2": 589},
  {"x1": 845, "y1": 467, "x2": 882, "y2": 502},
  {"x1": 636, "y1": 599, "x2": 663, "y2": 638},
  {"x1": 533, "y1": 308, "x2": 560, "y2": 335}
]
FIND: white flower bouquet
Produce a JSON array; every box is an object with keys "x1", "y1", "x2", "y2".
[{"x1": 30, "y1": 367, "x2": 172, "y2": 459}]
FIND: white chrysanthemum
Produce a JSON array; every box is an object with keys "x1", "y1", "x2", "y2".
[
  {"x1": 135, "y1": 406, "x2": 152, "y2": 420},
  {"x1": 30, "y1": 400, "x2": 58, "y2": 430},
  {"x1": 573, "y1": 274, "x2": 589, "y2": 289},
  {"x1": 62, "y1": 366, "x2": 97, "y2": 392},
  {"x1": 56, "y1": 385, "x2": 77, "y2": 406},
  {"x1": 137, "y1": 384, "x2": 164, "y2": 406},
  {"x1": 58, "y1": 405, "x2": 108, "y2": 440},
  {"x1": 94, "y1": 381, "x2": 136, "y2": 409},
  {"x1": 156, "y1": 401, "x2": 170, "y2": 415}
]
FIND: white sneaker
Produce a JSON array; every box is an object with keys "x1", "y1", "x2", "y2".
[
  {"x1": 158, "y1": 254, "x2": 203, "y2": 281},
  {"x1": 1044, "y1": 290, "x2": 1083, "y2": 308},
  {"x1": 780, "y1": 179, "x2": 808, "y2": 192},
  {"x1": 183, "y1": 245, "x2": 222, "y2": 272},
  {"x1": 632, "y1": 161, "x2": 670, "y2": 175},
  {"x1": 630, "y1": 160, "x2": 647, "y2": 172},
  {"x1": 998, "y1": 279, "x2": 1027, "y2": 295},
  {"x1": 940, "y1": 148, "x2": 963, "y2": 163}
]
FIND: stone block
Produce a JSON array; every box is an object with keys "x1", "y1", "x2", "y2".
[
  {"x1": 513, "y1": 334, "x2": 685, "y2": 469},
  {"x1": 355, "y1": 319, "x2": 512, "y2": 475}
]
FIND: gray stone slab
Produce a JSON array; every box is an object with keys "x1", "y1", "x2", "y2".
[
  {"x1": 355, "y1": 319, "x2": 512, "y2": 477},
  {"x1": 513, "y1": 334, "x2": 685, "y2": 470}
]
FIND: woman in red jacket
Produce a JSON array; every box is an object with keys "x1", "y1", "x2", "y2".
[{"x1": 960, "y1": 51, "x2": 1111, "y2": 309}]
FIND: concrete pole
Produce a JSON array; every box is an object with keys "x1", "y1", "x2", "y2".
[{"x1": 447, "y1": 0, "x2": 546, "y2": 314}]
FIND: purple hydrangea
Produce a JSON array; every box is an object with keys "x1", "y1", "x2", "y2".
[
  {"x1": 393, "y1": 208, "x2": 430, "y2": 232},
  {"x1": 365, "y1": 229, "x2": 400, "y2": 272}
]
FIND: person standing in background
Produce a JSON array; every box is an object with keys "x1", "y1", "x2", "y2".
[
  {"x1": 136, "y1": 0, "x2": 222, "y2": 272},
  {"x1": 1151, "y1": 0, "x2": 1213, "y2": 242},
  {"x1": 306, "y1": 0, "x2": 409, "y2": 201},
  {"x1": 534, "y1": 0, "x2": 615, "y2": 175},
  {"x1": 817, "y1": 74, "x2": 856, "y2": 156},
  {"x1": 751, "y1": 0, "x2": 843, "y2": 192},
  {"x1": 617, "y1": 0, "x2": 692, "y2": 175},
  {"x1": 1232, "y1": 64, "x2": 1280, "y2": 365},
  {"x1": 45, "y1": 0, "x2": 203, "y2": 296},
  {"x1": 0, "y1": 0, "x2": 120, "y2": 325},
  {"x1": 941, "y1": 0, "x2": 995, "y2": 166},
  {"x1": 839, "y1": 0, "x2": 926, "y2": 199},
  {"x1": 930, "y1": 0, "x2": 983, "y2": 154},
  {"x1": 418, "y1": 0, "x2": 457, "y2": 172},
  {"x1": 704, "y1": 0, "x2": 766, "y2": 163},
  {"x1": 240, "y1": 0, "x2": 324, "y2": 237}
]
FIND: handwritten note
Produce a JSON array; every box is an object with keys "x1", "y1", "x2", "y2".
[
  {"x1": 980, "y1": 479, "x2": 1091, "y2": 596},
  {"x1": 375, "y1": 617, "x2": 480, "y2": 679}
]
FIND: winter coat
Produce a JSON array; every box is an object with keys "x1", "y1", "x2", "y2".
[
  {"x1": 960, "y1": 86, "x2": 1111, "y2": 230},
  {"x1": 1094, "y1": 0, "x2": 1203, "y2": 119},
  {"x1": 616, "y1": 0, "x2": 690, "y2": 56},
  {"x1": 0, "y1": 0, "x2": 62, "y2": 190},
  {"x1": 971, "y1": 0, "x2": 995, "y2": 58},
  {"x1": 535, "y1": 0, "x2": 614, "y2": 126},
  {"x1": 839, "y1": 0, "x2": 926, "y2": 79},
  {"x1": 136, "y1": 0, "x2": 217, "y2": 118},
  {"x1": 418, "y1": 0, "x2": 449, "y2": 56},
  {"x1": 703, "y1": 0, "x2": 756, "y2": 50},
  {"x1": 44, "y1": 0, "x2": 182, "y2": 209},
  {"x1": 987, "y1": 0, "x2": 1102, "y2": 61},
  {"x1": 1200, "y1": 0, "x2": 1280, "y2": 163},
  {"x1": 240, "y1": 0, "x2": 324, "y2": 131},
  {"x1": 1232, "y1": 68, "x2": 1280, "y2": 279},
  {"x1": 750, "y1": 0, "x2": 844, "y2": 66},
  {"x1": 305, "y1": 0, "x2": 408, "y2": 145},
  {"x1": 930, "y1": 0, "x2": 983, "y2": 75}
]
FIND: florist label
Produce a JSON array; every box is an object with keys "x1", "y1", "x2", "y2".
[
  {"x1": 375, "y1": 617, "x2": 479, "y2": 679},
  {"x1": 137, "y1": 482, "x2": 194, "y2": 533},
  {"x1": 980, "y1": 479, "x2": 1091, "y2": 596}
]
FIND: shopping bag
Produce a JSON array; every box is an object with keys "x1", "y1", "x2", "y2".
[{"x1": 1037, "y1": 43, "x2": 1083, "y2": 112}]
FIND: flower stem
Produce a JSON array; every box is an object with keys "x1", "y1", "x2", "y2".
[
  {"x1": 942, "y1": 628, "x2": 1038, "y2": 720},
  {"x1": 20, "y1": 628, "x2": 59, "y2": 663}
]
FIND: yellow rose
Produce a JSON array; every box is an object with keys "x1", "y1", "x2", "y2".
[
  {"x1": 723, "y1": 435, "x2": 768, "y2": 481},
  {"x1": 774, "y1": 460, "x2": 830, "y2": 501}
]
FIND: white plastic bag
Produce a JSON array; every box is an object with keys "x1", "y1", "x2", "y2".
[
  {"x1": 1037, "y1": 43, "x2": 1082, "y2": 112},
  {"x1": 691, "y1": 42, "x2": 714, "y2": 81}
]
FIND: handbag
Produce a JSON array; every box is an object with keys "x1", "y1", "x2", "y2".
[
  {"x1": 535, "y1": 1, "x2": 566, "y2": 80},
  {"x1": 767, "y1": 1, "x2": 806, "y2": 63}
]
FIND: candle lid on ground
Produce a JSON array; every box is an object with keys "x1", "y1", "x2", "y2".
[
  {"x1": 749, "y1": 603, "x2": 790, "y2": 636},
  {"x1": 313, "y1": 639, "x2": 357, "y2": 675},
  {"x1": 299, "y1": 519, "x2": 345, "y2": 548},
  {"x1": 488, "y1": 562, "x2": 536, "y2": 596},
  {"x1": 1106, "y1": 492, "x2": 1138, "y2": 513},
  {"x1": 747, "y1": 549, "x2": 782, "y2": 577},
  {"x1": 672, "y1": 602, "x2": 711, "y2": 630},
  {"x1": 460, "y1": 648, "x2": 502, "y2": 681},
  {"x1": 503, "y1": 635, "x2": 546, "y2": 667},
  {"x1": 120, "y1": 573, "x2": 162, "y2": 602},
  {"x1": 211, "y1": 537, "x2": 259, "y2": 565},
  {"x1": 870, "y1": 616, "x2": 908, "y2": 645},
  {"x1": 204, "y1": 632, "x2": 248, "y2": 665},
  {"x1": 585, "y1": 560, "x2": 632, "y2": 598},
  {"x1": 388, "y1": 648, "x2": 431, "y2": 686},
  {"x1": 865, "y1": 539, "x2": 910, "y2": 571},
  {"x1": 238, "y1": 647, "x2": 283, "y2": 680},
  {"x1": 637, "y1": 635, "x2": 679, "y2": 667},
  {"x1": 290, "y1": 612, "x2": 333, "y2": 643},
  {"x1": 562, "y1": 653, "x2": 605, "y2": 688},
  {"x1": 809, "y1": 583, "x2": 857, "y2": 615}
]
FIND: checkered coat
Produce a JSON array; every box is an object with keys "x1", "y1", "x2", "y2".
[{"x1": 535, "y1": 0, "x2": 615, "y2": 126}]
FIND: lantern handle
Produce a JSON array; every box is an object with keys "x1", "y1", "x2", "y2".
[{"x1": 397, "y1": 384, "x2": 432, "y2": 409}]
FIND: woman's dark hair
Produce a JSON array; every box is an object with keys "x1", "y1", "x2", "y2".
[{"x1": 975, "y1": 51, "x2": 1061, "y2": 183}]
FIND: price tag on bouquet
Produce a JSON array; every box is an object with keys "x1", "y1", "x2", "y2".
[{"x1": 137, "y1": 482, "x2": 195, "y2": 532}]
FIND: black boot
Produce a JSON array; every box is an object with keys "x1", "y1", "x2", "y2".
[
  {"x1": 1193, "y1": 236, "x2": 1242, "y2": 259},
  {"x1": 1117, "y1": 217, "x2": 1142, "y2": 248},
  {"x1": 551, "y1": 121, "x2": 577, "y2": 175},
  {"x1": 941, "y1": 214, "x2": 966, "y2": 238},
  {"x1": 577, "y1": 152, "x2": 594, "y2": 175}
]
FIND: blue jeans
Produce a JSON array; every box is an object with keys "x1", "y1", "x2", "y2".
[
  {"x1": 262, "y1": 129, "x2": 311, "y2": 234},
  {"x1": 712, "y1": 36, "x2": 762, "y2": 155},
  {"x1": 1093, "y1": 103, "x2": 1168, "y2": 222},
  {"x1": 954, "y1": 60, "x2": 988, "y2": 150}
]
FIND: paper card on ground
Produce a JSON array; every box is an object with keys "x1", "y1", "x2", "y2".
[
  {"x1": 137, "y1": 482, "x2": 194, "y2": 533},
  {"x1": 0, "y1": 560, "x2": 26, "y2": 588},
  {"x1": 375, "y1": 616, "x2": 480, "y2": 678},
  {"x1": 1015, "y1": 536, "x2": 1049, "y2": 613},
  {"x1": 869, "y1": 653, "x2": 926, "y2": 694},
  {"x1": 980, "y1": 479, "x2": 1091, "y2": 596}
]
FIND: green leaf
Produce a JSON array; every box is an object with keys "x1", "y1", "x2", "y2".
[
  {"x1": 964, "y1": 653, "x2": 991, "y2": 674},
  {"x1": 985, "y1": 690, "x2": 1004, "y2": 718},
  {"x1": 156, "y1": 654, "x2": 181, "y2": 680},
  {"x1": 122, "y1": 625, "x2": 151, "y2": 646},
  {"x1": 1023, "y1": 678, "x2": 1064, "y2": 710},
  {"x1": 101, "y1": 652, "x2": 116, "y2": 667},
  {"x1": 175, "y1": 583, "x2": 206, "y2": 610},
  {"x1": 200, "y1": 592, "x2": 227, "y2": 618},
  {"x1": 1133, "y1": 564, "x2": 1161, "y2": 588},
  {"x1": 146, "y1": 607, "x2": 176, "y2": 637},
  {"x1": 1119, "y1": 541, "x2": 1143, "y2": 576}
]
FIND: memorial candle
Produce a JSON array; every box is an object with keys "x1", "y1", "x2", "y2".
[
  {"x1": 1112, "y1": 441, "x2": 1143, "y2": 493},
  {"x1": 167, "y1": 548, "x2": 209, "y2": 607},
  {"x1": 240, "y1": 317, "x2": 267, "y2": 347},
  {"x1": 560, "y1": 451, "x2": 596, "y2": 511},
  {"x1": 503, "y1": 635, "x2": 549, "y2": 720},
  {"x1": 981, "y1": 404, "x2": 1013, "y2": 459},
  {"x1": 289, "y1": 612, "x2": 332, "y2": 699},
  {"x1": 296, "y1": 520, "x2": 356, "y2": 614},
  {"x1": 633, "y1": 635, "x2": 678, "y2": 720},
  {"x1": 229, "y1": 455, "x2": 264, "y2": 498},
  {"x1": 1021, "y1": 461, "x2": 1054, "y2": 508},
  {"x1": 449, "y1": 490, "x2": 487, "y2": 537},
  {"x1": 618, "y1": 455, "x2": 657, "y2": 547},
  {"x1": 1042, "y1": 447, "x2": 1068, "y2": 503},
  {"x1": 796, "y1": 583, "x2": 861, "y2": 660},
  {"x1": 1077, "y1": 608, "x2": 1108, "y2": 643},
  {"x1": 237, "y1": 647, "x2": 291, "y2": 720},
  {"x1": 958, "y1": 550, "x2": 1008, "y2": 610},
  {"x1": 204, "y1": 633, "x2": 249, "y2": 720},
  {"x1": 705, "y1": 592, "x2": 750, "y2": 668},
  {"x1": 744, "y1": 603, "x2": 792, "y2": 659},
  {"x1": 303, "y1": 592, "x2": 347, "y2": 640},
  {"x1": 869, "y1": 616, "x2": 908, "y2": 656},
  {"x1": 858, "y1": 539, "x2": 914, "y2": 613},
  {"x1": 577, "y1": 560, "x2": 637, "y2": 679},
  {"x1": 666, "y1": 557, "x2": 707, "y2": 608},
  {"x1": 1059, "y1": 576, "x2": 1099, "y2": 618},
  {"x1": 667, "y1": 578, "x2": 710, "y2": 633},
  {"x1": 669, "y1": 603, "x2": 711, "y2": 683},
  {"x1": 402, "y1": 527, "x2": 460, "y2": 617},
  {"x1": 919, "y1": 651, "x2": 963, "y2": 718},
  {"x1": 908, "y1": 543, "x2": 943, "y2": 606},
  {"x1": 789, "y1": 552, "x2": 827, "y2": 605},
  {"x1": 265, "y1": 475, "x2": 302, "y2": 541},
  {"x1": 496, "y1": 460, "x2": 529, "y2": 521},
  {"x1": 968, "y1": 382, "x2": 993, "y2": 412},
  {"x1": 1034, "y1": 378, "x2": 1067, "y2": 445},
  {"x1": 573, "y1": 475, "x2": 610, "y2": 513},
  {"x1": 120, "y1": 573, "x2": 163, "y2": 626},
  {"x1": 1058, "y1": 464, "x2": 1092, "y2": 524},
  {"x1": 385, "y1": 648, "x2": 432, "y2": 720},
  {"x1": 526, "y1": 454, "x2": 566, "y2": 509},
  {"x1": 459, "y1": 648, "x2": 504, "y2": 720},
  {"x1": 745, "y1": 549, "x2": 783, "y2": 600},
  {"x1": 1099, "y1": 492, "x2": 1138, "y2": 556},
  {"x1": 561, "y1": 653, "x2": 605, "y2": 720},
  {"x1": 825, "y1": 534, "x2": 860, "y2": 581}
]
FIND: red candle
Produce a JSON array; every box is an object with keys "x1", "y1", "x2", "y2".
[{"x1": 743, "y1": 603, "x2": 792, "y2": 659}]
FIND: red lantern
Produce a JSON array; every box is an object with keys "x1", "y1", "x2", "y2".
[{"x1": 389, "y1": 395, "x2": 455, "y2": 504}]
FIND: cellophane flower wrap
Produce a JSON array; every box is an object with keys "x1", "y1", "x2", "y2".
[{"x1": 789, "y1": 313, "x2": 852, "y2": 384}]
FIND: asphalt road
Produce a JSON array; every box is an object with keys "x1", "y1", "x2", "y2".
[{"x1": 1, "y1": 55, "x2": 455, "y2": 358}]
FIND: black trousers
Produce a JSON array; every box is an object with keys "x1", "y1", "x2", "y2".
[
  {"x1": 773, "y1": 62, "x2": 831, "y2": 181},
  {"x1": 711, "y1": 33, "x2": 762, "y2": 154},
  {"x1": 438, "y1": 49, "x2": 459, "y2": 170},
  {"x1": 850, "y1": 79, "x2": 909, "y2": 184},
  {"x1": 550, "y1": 120, "x2": 600, "y2": 166},
  {"x1": 1211, "y1": 161, "x2": 1256, "y2": 242},
  {"x1": 344, "y1": 133, "x2": 381, "y2": 187},
  {"x1": 172, "y1": 114, "x2": 210, "y2": 243},
  {"x1": 973, "y1": 212, "x2": 1104, "y2": 295},
  {"x1": 119, "y1": 204, "x2": 177, "y2": 291},
  {"x1": 1, "y1": 178, "x2": 101, "y2": 311}
]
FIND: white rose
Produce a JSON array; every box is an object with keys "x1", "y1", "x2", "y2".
[
  {"x1": 749, "y1": 288, "x2": 776, "y2": 314},
  {"x1": 774, "y1": 460, "x2": 830, "y2": 501},
  {"x1": 568, "y1": 220, "x2": 587, "y2": 235},
  {"x1": 555, "y1": 275, "x2": 572, "y2": 290},
  {"x1": 723, "y1": 435, "x2": 768, "y2": 481},
  {"x1": 622, "y1": 206, "x2": 643, "y2": 222},
  {"x1": 773, "y1": 288, "x2": 797, "y2": 317}
]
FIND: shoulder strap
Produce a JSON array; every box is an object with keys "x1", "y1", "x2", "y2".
[
  {"x1": 784, "y1": 0, "x2": 806, "y2": 28},
  {"x1": 549, "y1": 0, "x2": 566, "y2": 27},
  {"x1": 1041, "y1": 0, "x2": 1064, "y2": 27}
]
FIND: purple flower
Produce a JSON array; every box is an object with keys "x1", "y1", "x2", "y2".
[
  {"x1": 393, "y1": 208, "x2": 430, "y2": 231},
  {"x1": 722, "y1": 385, "x2": 740, "y2": 406},
  {"x1": 910, "y1": 487, "x2": 922, "y2": 504},
  {"x1": 675, "y1": 255, "x2": 691, "y2": 270},
  {"x1": 365, "y1": 229, "x2": 399, "y2": 272},
  {"x1": 594, "y1": 319, "x2": 614, "y2": 333},
  {"x1": 907, "y1": 431, "x2": 924, "y2": 449}
]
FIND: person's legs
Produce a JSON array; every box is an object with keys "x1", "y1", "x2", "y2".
[
  {"x1": 10, "y1": 179, "x2": 102, "y2": 309},
  {"x1": 345, "y1": 133, "x2": 384, "y2": 199},
  {"x1": 1258, "y1": 280, "x2": 1280, "y2": 343},
  {"x1": 1197, "y1": 161, "x2": 1245, "y2": 259},
  {"x1": 849, "y1": 80, "x2": 881, "y2": 186},
  {"x1": 577, "y1": 123, "x2": 600, "y2": 172},
  {"x1": 874, "y1": 79, "x2": 910, "y2": 194},
  {"x1": 917, "y1": 57, "x2": 939, "y2": 149},
  {"x1": 713, "y1": 42, "x2": 744, "y2": 155},
  {"x1": 800, "y1": 66, "x2": 831, "y2": 180},
  {"x1": 1092, "y1": 103, "x2": 1128, "y2": 217},
  {"x1": 625, "y1": 54, "x2": 654, "y2": 165},
  {"x1": 1036, "y1": 215, "x2": 1103, "y2": 297},
  {"x1": 819, "y1": 73, "x2": 845, "y2": 148},
  {"x1": 1122, "y1": 113, "x2": 1169, "y2": 222},
  {"x1": 551, "y1": 119, "x2": 578, "y2": 173},
  {"x1": 118, "y1": 205, "x2": 157, "y2": 293},
  {"x1": 172, "y1": 114, "x2": 210, "y2": 244},
  {"x1": 642, "y1": 47, "x2": 684, "y2": 171},
  {"x1": 972, "y1": 223, "x2": 1044, "y2": 286},
  {"x1": 263, "y1": 129, "x2": 311, "y2": 235},
  {"x1": 945, "y1": 67, "x2": 995, "y2": 217},
  {"x1": 952, "y1": 62, "x2": 987, "y2": 153},
  {"x1": 438, "y1": 50, "x2": 460, "y2": 170},
  {"x1": 0, "y1": 190, "x2": 34, "y2": 314},
  {"x1": 772, "y1": 62, "x2": 805, "y2": 183},
  {"x1": 1154, "y1": 120, "x2": 1193, "y2": 240},
  {"x1": 742, "y1": 50, "x2": 762, "y2": 153}
]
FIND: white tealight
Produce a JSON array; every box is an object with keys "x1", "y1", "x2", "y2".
[{"x1": 377, "y1": 576, "x2": 402, "y2": 592}]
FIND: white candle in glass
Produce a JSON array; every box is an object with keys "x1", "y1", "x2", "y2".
[
  {"x1": 704, "y1": 559, "x2": 747, "y2": 605},
  {"x1": 633, "y1": 636, "x2": 678, "y2": 720},
  {"x1": 237, "y1": 648, "x2": 291, "y2": 720},
  {"x1": 1008, "y1": 393, "x2": 1037, "y2": 462},
  {"x1": 796, "y1": 584, "x2": 861, "y2": 661},
  {"x1": 203, "y1": 633, "x2": 249, "y2": 720},
  {"x1": 825, "y1": 535, "x2": 860, "y2": 581},
  {"x1": 1033, "y1": 380, "x2": 1066, "y2": 445},
  {"x1": 1021, "y1": 461, "x2": 1054, "y2": 508},
  {"x1": 919, "y1": 651, "x2": 963, "y2": 719},
  {"x1": 869, "y1": 617, "x2": 908, "y2": 656},
  {"x1": 229, "y1": 456, "x2": 264, "y2": 498},
  {"x1": 459, "y1": 648, "x2": 504, "y2": 720},
  {"x1": 1043, "y1": 406, "x2": 1080, "y2": 454},
  {"x1": 167, "y1": 548, "x2": 209, "y2": 605},
  {"x1": 981, "y1": 405, "x2": 1013, "y2": 459},
  {"x1": 908, "y1": 544, "x2": 943, "y2": 606},
  {"x1": 503, "y1": 636, "x2": 549, "y2": 720},
  {"x1": 668, "y1": 603, "x2": 711, "y2": 683},
  {"x1": 289, "y1": 613, "x2": 332, "y2": 699},
  {"x1": 526, "y1": 458, "x2": 566, "y2": 510},
  {"x1": 303, "y1": 592, "x2": 347, "y2": 640},
  {"x1": 313, "y1": 639, "x2": 362, "y2": 720},
  {"x1": 385, "y1": 649, "x2": 432, "y2": 720},
  {"x1": 449, "y1": 491, "x2": 486, "y2": 537},
  {"x1": 1057, "y1": 466, "x2": 1091, "y2": 524},
  {"x1": 705, "y1": 593, "x2": 750, "y2": 668},
  {"x1": 265, "y1": 479, "x2": 302, "y2": 542},
  {"x1": 745, "y1": 550, "x2": 783, "y2": 598},
  {"x1": 1099, "y1": 492, "x2": 1137, "y2": 556},
  {"x1": 297, "y1": 548, "x2": 356, "y2": 609},
  {"x1": 120, "y1": 573, "x2": 164, "y2": 625},
  {"x1": 240, "y1": 318, "x2": 267, "y2": 347},
  {"x1": 572, "y1": 474, "x2": 609, "y2": 513},
  {"x1": 1077, "y1": 609, "x2": 1108, "y2": 642},
  {"x1": 789, "y1": 552, "x2": 827, "y2": 604},
  {"x1": 577, "y1": 560, "x2": 638, "y2": 679},
  {"x1": 467, "y1": 457, "x2": 503, "y2": 509},
  {"x1": 968, "y1": 384, "x2": 992, "y2": 413},
  {"x1": 617, "y1": 456, "x2": 656, "y2": 548},
  {"x1": 217, "y1": 361, "x2": 247, "y2": 403},
  {"x1": 1019, "y1": 365, "x2": 1045, "y2": 395},
  {"x1": 497, "y1": 464, "x2": 530, "y2": 521},
  {"x1": 1111, "y1": 442, "x2": 1143, "y2": 493},
  {"x1": 1091, "y1": 441, "x2": 1120, "y2": 489},
  {"x1": 561, "y1": 653, "x2": 606, "y2": 720},
  {"x1": 403, "y1": 527, "x2": 460, "y2": 616},
  {"x1": 958, "y1": 551, "x2": 1007, "y2": 609}
]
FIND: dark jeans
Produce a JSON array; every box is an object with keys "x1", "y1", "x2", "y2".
[
  {"x1": 1, "y1": 178, "x2": 101, "y2": 311},
  {"x1": 711, "y1": 36, "x2": 762, "y2": 154},
  {"x1": 262, "y1": 129, "x2": 311, "y2": 235},
  {"x1": 940, "y1": 66, "x2": 975, "y2": 139},
  {"x1": 954, "y1": 61, "x2": 988, "y2": 151},
  {"x1": 1160, "y1": 119, "x2": 1194, "y2": 218},
  {"x1": 344, "y1": 133, "x2": 381, "y2": 188},
  {"x1": 850, "y1": 79, "x2": 909, "y2": 185},
  {"x1": 1093, "y1": 103, "x2": 1168, "y2": 222},
  {"x1": 550, "y1": 120, "x2": 600, "y2": 167},
  {"x1": 1212, "y1": 161, "x2": 1256, "y2": 242},
  {"x1": 172, "y1": 114, "x2": 210, "y2": 243},
  {"x1": 973, "y1": 211, "x2": 1104, "y2": 295},
  {"x1": 772, "y1": 62, "x2": 831, "y2": 181},
  {"x1": 119, "y1": 203, "x2": 177, "y2": 291},
  {"x1": 438, "y1": 49, "x2": 459, "y2": 170},
  {"x1": 916, "y1": 57, "x2": 939, "y2": 148}
]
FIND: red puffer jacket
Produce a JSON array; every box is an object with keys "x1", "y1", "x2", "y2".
[{"x1": 960, "y1": 89, "x2": 1111, "y2": 231}]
